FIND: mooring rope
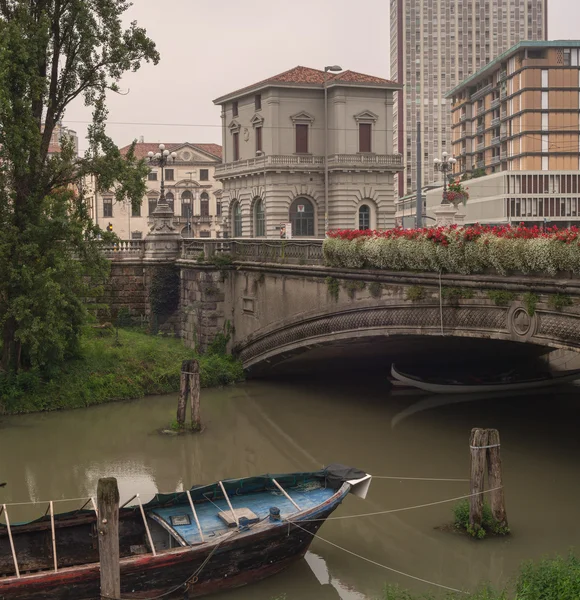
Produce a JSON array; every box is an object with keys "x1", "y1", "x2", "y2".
[
  {"x1": 372, "y1": 475, "x2": 469, "y2": 482},
  {"x1": 288, "y1": 520, "x2": 466, "y2": 594}
]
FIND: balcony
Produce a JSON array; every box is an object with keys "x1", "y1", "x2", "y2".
[
  {"x1": 476, "y1": 124, "x2": 485, "y2": 134},
  {"x1": 491, "y1": 136, "x2": 500, "y2": 146},
  {"x1": 461, "y1": 147, "x2": 467, "y2": 156},
  {"x1": 500, "y1": 129, "x2": 508, "y2": 141},
  {"x1": 500, "y1": 151, "x2": 508, "y2": 161},
  {"x1": 500, "y1": 110, "x2": 508, "y2": 121},
  {"x1": 459, "y1": 113, "x2": 468, "y2": 122},
  {"x1": 491, "y1": 117, "x2": 500, "y2": 128},
  {"x1": 214, "y1": 153, "x2": 403, "y2": 178},
  {"x1": 499, "y1": 70, "x2": 507, "y2": 82},
  {"x1": 491, "y1": 98, "x2": 501, "y2": 109},
  {"x1": 477, "y1": 105, "x2": 485, "y2": 115},
  {"x1": 477, "y1": 141, "x2": 485, "y2": 151},
  {"x1": 491, "y1": 155, "x2": 501, "y2": 166},
  {"x1": 471, "y1": 83, "x2": 493, "y2": 102},
  {"x1": 500, "y1": 88, "x2": 507, "y2": 100},
  {"x1": 476, "y1": 160, "x2": 485, "y2": 169}
]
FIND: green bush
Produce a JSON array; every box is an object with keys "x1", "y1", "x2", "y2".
[
  {"x1": 522, "y1": 292, "x2": 539, "y2": 316},
  {"x1": 405, "y1": 286, "x2": 426, "y2": 301},
  {"x1": 326, "y1": 277, "x2": 340, "y2": 301},
  {"x1": 487, "y1": 290, "x2": 516, "y2": 306},
  {"x1": 452, "y1": 499, "x2": 510, "y2": 538},
  {"x1": 0, "y1": 329, "x2": 244, "y2": 415},
  {"x1": 548, "y1": 293, "x2": 573, "y2": 311}
]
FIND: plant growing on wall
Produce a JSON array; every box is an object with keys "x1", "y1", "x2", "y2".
[{"x1": 149, "y1": 266, "x2": 180, "y2": 317}]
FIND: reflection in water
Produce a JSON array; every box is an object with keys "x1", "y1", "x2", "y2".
[{"x1": 1, "y1": 375, "x2": 580, "y2": 599}]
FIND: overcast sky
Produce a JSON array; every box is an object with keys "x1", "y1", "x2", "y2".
[{"x1": 65, "y1": 0, "x2": 580, "y2": 152}]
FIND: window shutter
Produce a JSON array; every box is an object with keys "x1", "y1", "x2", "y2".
[
  {"x1": 233, "y1": 133, "x2": 239, "y2": 161},
  {"x1": 359, "y1": 123, "x2": 372, "y2": 152},
  {"x1": 296, "y1": 124, "x2": 308, "y2": 153}
]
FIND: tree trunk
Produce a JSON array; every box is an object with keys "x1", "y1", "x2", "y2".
[
  {"x1": 486, "y1": 428, "x2": 508, "y2": 528},
  {"x1": 189, "y1": 359, "x2": 201, "y2": 431},
  {"x1": 469, "y1": 428, "x2": 488, "y2": 533}
]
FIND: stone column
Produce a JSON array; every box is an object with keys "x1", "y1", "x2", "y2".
[
  {"x1": 144, "y1": 203, "x2": 181, "y2": 261},
  {"x1": 433, "y1": 203, "x2": 459, "y2": 226}
]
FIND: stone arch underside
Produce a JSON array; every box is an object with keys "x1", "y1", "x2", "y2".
[{"x1": 235, "y1": 302, "x2": 580, "y2": 370}]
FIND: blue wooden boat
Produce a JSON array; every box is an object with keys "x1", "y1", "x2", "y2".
[{"x1": 0, "y1": 465, "x2": 371, "y2": 599}]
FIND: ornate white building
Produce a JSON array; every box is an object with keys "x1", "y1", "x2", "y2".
[
  {"x1": 93, "y1": 142, "x2": 223, "y2": 239},
  {"x1": 213, "y1": 66, "x2": 403, "y2": 237}
]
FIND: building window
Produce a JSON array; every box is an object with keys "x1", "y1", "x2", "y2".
[
  {"x1": 233, "y1": 132, "x2": 240, "y2": 161},
  {"x1": 289, "y1": 198, "x2": 314, "y2": 236},
  {"x1": 216, "y1": 201, "x2": 222, "y2": 216},
  {"x1": 199, "y1": 169, "x2": 209, "y2": 181},
  {"x1": 232, "y1": 101, "x2": 238, "y2": 117},
  {"x1": 358, "y1": 205, "x2": 371, "y2": 230},
  {"x1": 255, "y1": 94, "x2": 262, "y2": 110},
  {"x1": 295, "y1": 124, "x2": 308, "y2": 153},
  {"x1": 232, "y1": 201, "x2": 242, "y2": 237},
  {"x1": 541, "y1": 91, "x2": 548, "y2": 110},
  {"x1": 165, "y1": 192, "x2": 174, "y2": 213},
  {"x1": 200, "y1": 192, "x2": 209, "y2": 217},
  {"x1": 255, "y1": 126, "x2": 263, "y2": 153},
  {"x1": 542, "y1": 156, "x2": 549, "y2": 171},
  {"x1": 148, "y1": 198, "x2": 157, "y2": 215},
  {"x1": 131, "y1": 202, "x2": 141, "y2": 217},
  {"x1": 165, "y1": 169, "x2": 174, "y2": 181},
  {"x1": 181, "y1": 190, "x2": 192, "y2": 218},
  {"x1": 542, "y1": 113, "x2": 548, "y2": 131},
  {"x1": 541, "y1": 69, "x2": 548, "y2": 87},
  {"x1": 103, "y1": 198, "x2": 113, "y2": 217},
  {"x1": 131, "y1": 231, "x2": 143, "y2": 240},
  {"x1": 147, "y1": 171, "x2": 157, "y2": 181},
  {"x1": 564, "y1": 49, "x2": 572, "y2": 66},
  {"x1": 200, "y1": 230, "x2": 211, "y2": 238},
  {"x1": 359, "y1": 123, "x2": 372, "y2": 153},
  {"x1": 254, "y1": 198, "x2": 265, "y2": 237}
]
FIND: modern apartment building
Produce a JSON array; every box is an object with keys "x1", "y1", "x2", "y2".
[
  {"x1": 439, "y1": 41, "x2": 580, "y2": 227},
  {"x1": 93, "y1": 142, "x2": 223, "y2": 239},
  {"x1": 213, "y1": 66, "x2": 403, "y2": 238},
  {"x1": 390, "y1": 0, "x2": 548, "y2": 198}
]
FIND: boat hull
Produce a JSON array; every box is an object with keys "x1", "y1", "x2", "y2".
[
  {"x1": 391, "y1": 364, "x2": 580, "y2": 394},
  {"x1": 0, "y1": 486, "x2": 348, "y2": 600}
]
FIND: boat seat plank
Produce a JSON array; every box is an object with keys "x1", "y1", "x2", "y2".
[{"x1": 149, "y1": 486, "x2": 334, "y2": 545}]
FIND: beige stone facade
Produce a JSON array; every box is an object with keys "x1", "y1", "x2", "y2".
[
  {"x1": 93, "y1": 142, "x2": 223, "y2": 239},
  {"x1": 213, "y1": 66, "x2": 403, "y2": 238}
]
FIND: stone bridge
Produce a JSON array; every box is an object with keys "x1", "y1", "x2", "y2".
[{"x1": 104, "y1": 239, "x2": 580, "y2": 372}]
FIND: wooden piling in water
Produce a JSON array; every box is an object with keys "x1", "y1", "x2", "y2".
[
  {"x1": 97, "y1": 477, "x2": 120, "y2": 600},
  {"x1": 177, "y1": 358, "x2": 201, "y2": 431},
  {"x1": 486, "y1": 428, "x2": 508, "y2": 529},
  {"x1": 469, "y1": 428, "x2": 488, "y2": 533}
]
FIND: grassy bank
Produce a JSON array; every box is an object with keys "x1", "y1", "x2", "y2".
[
  {"x1": 382, "y1": 554, "x2": 580, "y2": 600},
  {"x1": 0, "y1": 328, "x2": 244, "y2": 414}
]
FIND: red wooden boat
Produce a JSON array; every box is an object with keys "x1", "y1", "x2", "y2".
[{"x1": 0, "y1": 466, "x2": 371, "y2": 599}]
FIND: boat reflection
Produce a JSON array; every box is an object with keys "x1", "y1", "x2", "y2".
[{"x1": 305, "y1": 551, "x2": 368, "y2": 600}]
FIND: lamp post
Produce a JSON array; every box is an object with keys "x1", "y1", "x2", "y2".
[
  {"x1": 324, "y1": 64, "x2": 342, "y2": 236},
  {"x1": 433, "y1": 152, "x2": 457, "y2": 204},
  {"x1": 147, "y1": 144, "x2": 177, "y2": 213}
]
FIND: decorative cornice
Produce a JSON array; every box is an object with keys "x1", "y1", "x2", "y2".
[{"x1": 290, "y1": 111, "x2": 315, "y2": 124}]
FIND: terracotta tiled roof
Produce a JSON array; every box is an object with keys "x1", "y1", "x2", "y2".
[
  {"x1": 215, "y1": 66, "x2": 398, "y2": 102},
  {"x1": 119, "y1": 142, "x2": 222, "y2": 160}
]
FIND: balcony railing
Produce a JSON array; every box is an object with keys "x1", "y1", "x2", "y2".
[
  {"x1": 477, "y1": 142, "x2": 485, "y2": 151},
  {"x1": 461, "y1": 147, "x2": 467, "y2": 155},
  {"x1": 500, "y1": 151, "x2": 508, "y2": 160},
  {"x1": 477, "y1": 105, "x2": 485, "y2": 115},
  {"x1": 499, "y1": 70, "x2": 507, "y2": 82},
  {"x1": 476, "y1": 124, "x2": 485, "y2": 134},
  {"x1": 471, "y1": 83, "x2": 493, "y2": 102},
  {"x1": 491, "y1": 155, "x2": 501, "y2": 166},
  {"x1": 215, "y1": 153, "x2": 403, "y2": 177},
  {"x1": 476, "y1": 160, "x2": 485, "y2": 169},
  {"x1": 491, "y1": 98, "x2": 501, "y2": 109},
  {"x1": 101, "y1": 240, "x2": 145, "y2": 258},
  {"x1": 500, "y1": 88, "x2": 507, "y2": 100},
  {"x1": 459, "y1": 113, "x2": 468, "y2": 122},
  {"x1": 491, "y1": 117, "x2": 500, "y2": 128},
  {"x1": 500, "y1": 130, "x2": 508, "y2": 141},
  {"x1": 491, "y1": 136, "x2": 500, "y2": 146}
]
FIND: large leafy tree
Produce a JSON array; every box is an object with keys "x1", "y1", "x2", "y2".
[{"x1": 0, "y1": 1, "x2": 159, "y2": 373}]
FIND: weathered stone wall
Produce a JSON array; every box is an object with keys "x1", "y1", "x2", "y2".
[
  {"x1": 180, "y1": 265, "x2": 227, "y2": 352},
  {"x1": 103, "y1": 262, "x2": 147, "y2": 321}
]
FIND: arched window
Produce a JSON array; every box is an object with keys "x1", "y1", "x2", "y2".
[
  {"x1": 181, "y1": 190, "x2": 192, "y2": 218},
  {"x1": 200, "y1": 192, "x2": 209, "y2": 217},
  {"x1": 165, "y1": 192, "x2": 174, "y2": 213},
  {"x1": 232, "y1": 201, "x2": 242, "y2": 237},
  {"x1": 290, "y1": 198, "x2": 314, "y2": 236},
  {"x1": 358, "y1": 204, "x2": 371, "y2": 230},
  {"x1": 181, "y1": 225, "x2": 194, "y2": 239},
  {"x1": 254, "y1": 198, "x2": 265, "y2": 237}
]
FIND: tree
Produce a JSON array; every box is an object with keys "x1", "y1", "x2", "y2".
[{"x1": 0, "y1": 1, "x2": 159, "y2": 374}]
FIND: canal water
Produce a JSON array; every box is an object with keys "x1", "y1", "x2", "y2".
[{"x1": 1, "y1": 374, "x2": 580, "y2": 599}]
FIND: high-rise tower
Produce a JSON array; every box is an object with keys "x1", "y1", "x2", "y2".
[{"x1": 390, "y1": 0, "x2": 548, "y2": 197}]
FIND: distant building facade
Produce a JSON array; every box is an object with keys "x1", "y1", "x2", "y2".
[
  {"x1": 440, "y1": 41, "x2": 580, "y2": 227},
  {"x1": 390, "y1": 0, "x2": 547, "y2": 197},
  {"x1": 93, "y1": 142, "x2": 223, "y2": 239},
  {"x1": 45, "y1": 121, "x2": 79, "y2": 156},
  {"x1": 213, "y1": 66, "x2": 403, "y2": 238}
]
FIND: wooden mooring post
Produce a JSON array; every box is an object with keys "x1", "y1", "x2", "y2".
[
  {"x1": 469, "y1": 427, "x2": 508, "y2": 533},
  {"x1": 97, "y1": 477, "x2": 120, "y2": 600},
  {"x1": 177, "y1": 358, "x2": 201, "y2": 431}
]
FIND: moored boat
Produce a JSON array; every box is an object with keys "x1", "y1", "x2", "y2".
[
  {"x1": 391, "y1": 363, "x2": 580, "y2": 394},
  {"x1": 0, "y1": 466, "x2": 370, "y2": 600}
]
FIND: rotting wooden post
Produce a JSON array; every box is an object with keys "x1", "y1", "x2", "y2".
[
  {"x1": 97, "y1": 477, "x2": 120, "y2": 600},
  {"x1": 469, "y1": 428, "x2": 488, "y2": 534},
  {"x1": 188, "y1": 359, "x2": 201, "y2": 431},
  {"x1": 177, "y1": 359, "x2": 191, "y2": 427},
  {"x1": 486, "y1": 428, "x2": 508, "y2": 529}
]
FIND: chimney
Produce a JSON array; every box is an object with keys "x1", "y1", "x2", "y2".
[{"x1": 139, "y1": 135, "x2": 144, "y2": 143}]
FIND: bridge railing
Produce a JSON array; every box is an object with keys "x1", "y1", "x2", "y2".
[
  {"x1": 180, "y1": 239, "x2": 324, "y2": 265},
  {"x1": 101, "y1": 240, "x2": 145, "y2": 258}
]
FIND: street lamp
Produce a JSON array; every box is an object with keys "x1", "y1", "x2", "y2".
[
  {"x1": 147, "y1": 143, "x2": 177, "y2": 213},
  {"x1": 433, "y1": 152, "x2": 457, "y2": 204},
  {"x1": 324, "y1": 64, "x2": 342, "y2": 236}
]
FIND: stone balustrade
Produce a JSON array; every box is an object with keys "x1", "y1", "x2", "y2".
[{"x1": 101, "y1": 240, "x2": 145, "y2": 258}]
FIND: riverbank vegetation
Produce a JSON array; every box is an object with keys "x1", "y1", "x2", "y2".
[
  {"x1": 0, "y1": 328, "x2": 244, "y2": 415},
  {"x1": 324, "y1": 225, "x2": 580, "y2": 276},
  {"x1": 382, "y1": 553, "x2": 580, "y2": 599},
  {"x1": 451, "y1": 499, "x2": 510, "y2": 538}
]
